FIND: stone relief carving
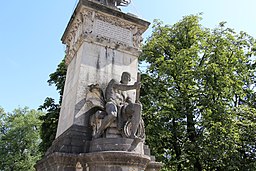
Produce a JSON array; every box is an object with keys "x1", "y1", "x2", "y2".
[
  {"x1": 132, "y1": 26, "x2": 143, "y2": 48},
  {"x1": 81, "y1": 9, "x2": 95, "y2": 34},
  {"x1": 63, "y1": 6, "x2": 145, "y2": 65},
  {"x1": 87, "y1": 72, "x2": 145, "y2": 141}
]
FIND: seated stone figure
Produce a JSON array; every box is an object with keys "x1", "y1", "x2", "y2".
[{"x1": 89, "y1": 72, "x2": 144, "y2": 140}]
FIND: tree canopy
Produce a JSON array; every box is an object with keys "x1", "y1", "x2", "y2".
[
  {"x1": 140, "y1": 15, "x2": 256, "y2": 170},
  {"x1": 0, "y1": 107, "x2": 43, "y2": 171}
]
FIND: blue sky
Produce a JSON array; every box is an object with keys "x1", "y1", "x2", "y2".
[{"x1": 0, "y1": 0, "x2": 255, "y2": 112}]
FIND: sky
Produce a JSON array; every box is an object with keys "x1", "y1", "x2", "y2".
[{"x1": 0, "y1": 0, "x2": 255, "y2": 113}]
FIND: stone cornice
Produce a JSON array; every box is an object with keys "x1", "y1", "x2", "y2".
[{"x1": 61, "y1": 0, "x2": 150, "y2": 65}]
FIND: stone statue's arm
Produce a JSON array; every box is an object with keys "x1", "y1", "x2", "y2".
[{"x1": 114, "y1": 82, "x2": 140, "y2": 91}]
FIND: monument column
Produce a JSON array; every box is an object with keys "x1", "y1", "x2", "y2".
[
  {"x1": 36, "y1": 0, "x2": 162, "y2": 170},
  {"x1": 56, "y1": 0, "x2": 149, "y2": 139}
]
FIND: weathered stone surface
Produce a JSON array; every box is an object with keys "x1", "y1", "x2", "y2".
[
  {"x1": 56, "y1": 41, "x2": 140, "y2": 138},
  {"x1": 35, "y1": 152, "x2": 79, "y2": 171},
  {"x1": 62, "y1": 0, "x2": 150, "y2": 66},
  {"x1": 88, "y1": 72, "x2": 145, "y2": 140},
  {"x1": 36, "y1": 151, "x2": 160, "y2": 171},
  {"x1": 80, "y1": 151, "x2": 151, "y2": 171},
  {"x1": 46, "y1": 125, "x2": 91, "y2": 156},
  {"x1": 89, "y1": 138, "x2": 144, "y2": 153},
  {"x1": 145, "y1": 161, "x2": 164, "y2": 171}
]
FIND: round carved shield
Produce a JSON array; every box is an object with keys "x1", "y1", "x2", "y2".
[{"x1": 123, "y1": 119, "x2": 145, "y2": 139}]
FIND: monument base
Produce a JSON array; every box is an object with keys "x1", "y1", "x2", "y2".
[
  {"x1": 36, "y1": 137, "x2": 163, "y2": 171},
  {"x1": 80, "y1": 151, "x2": 151, "y2": 171}
]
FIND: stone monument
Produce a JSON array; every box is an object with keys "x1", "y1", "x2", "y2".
[{"x1": 36, "y1": 0, "x2": 162, "y2": 170}]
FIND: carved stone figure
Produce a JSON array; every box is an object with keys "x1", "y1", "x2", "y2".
[
  {"x1": 89, "y1": 72, "x2": 144, "y2": 140},
  {"x1": 116, "y1": 0, "x2": 131, "y2": 6},
  {"x1": 94, "y1": 0, "x2": 131, "y2": 7}
]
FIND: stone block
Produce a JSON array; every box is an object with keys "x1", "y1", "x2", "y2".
[{"x1": 45, "y1": 125, "x2": 91, "y2": 156}]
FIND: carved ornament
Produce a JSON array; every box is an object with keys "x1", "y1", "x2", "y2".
[{"x1": 63, "y1": 6, "x2": 147, "y2": 65}]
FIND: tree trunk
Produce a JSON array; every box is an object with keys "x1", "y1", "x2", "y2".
[
  {"x1": 172, "y1": 118, "x2": 182, "y2": 171},
  {"x1": 186, "y1": 106, "x2": 202, "y2": 171}
]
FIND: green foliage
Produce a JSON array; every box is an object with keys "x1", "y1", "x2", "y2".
[
  {"x1": 140, "y1": 15, "x2": 256, "y2": 170},
  {"x1": 38, "y1": 59, "x2": 66, "y2": 154},
  {"x1": 47, "y1": 60, "x2": 67, "y2": 103},
  {"x1": 0, "y1": 107, "x2": 43, "y2": 171},
  {"x1": 38, "y1": 98, "x2": 60, "y2": 153}
]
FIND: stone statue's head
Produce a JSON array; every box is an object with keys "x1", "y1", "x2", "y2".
[{"x1": 121, "y1": 72, "x2": 131, "y2": 84}]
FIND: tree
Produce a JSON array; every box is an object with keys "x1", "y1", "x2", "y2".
[
  {"x1": 140, "y1": 15, "x2": 256, "y2": 170},
  {"x1": 0, "y1": 107, "x2": 43, "y2": 171},
  {"x1": 38, "y1": 59, "x2": 67, "y2": 153}
]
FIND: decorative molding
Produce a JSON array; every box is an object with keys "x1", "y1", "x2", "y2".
[{"x1": 63, "y1": 5, "x2": 148, "y2": 65}]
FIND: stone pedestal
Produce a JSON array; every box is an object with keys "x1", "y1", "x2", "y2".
[
  {"x1": 89, "y1": 138, "x2": 144, "y2": 153},
  {"x1": 80, "y1": 152, "x2": 150, "y2": 171},
  {"x1": 36, "y1": 151, "x2": 162, "y2": 171}
]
